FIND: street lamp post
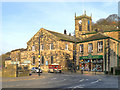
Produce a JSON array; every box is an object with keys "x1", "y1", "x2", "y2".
[
  {"x1": 73, "y1": 34, "x2": 77, "y2": 73},
  {"x1": 16, "y1": 57, "x2": 18, "y2": 77},
  {"x1": 38, "y1": 32, "x2": 43, "y2": 76}
]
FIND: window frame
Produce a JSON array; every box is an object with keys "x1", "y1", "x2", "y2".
[
  {"x1": 80, "y1": 44, "x2": 84, "y2": 53},
  {"x1": 88, "y1": 43, "x2": 93, "y2": 53},
  {"x1": 41, "y1": 44, "x2": 44, "y2": 50},
  {"x1": 33, "y1": 56, "x2": 35, "y2": 64},
  {"x1": 51, "y1": 56, "x2": 53, "y2": 64},
  {"x1": 65, "y1": 44, "x2": 68, "y2": 50},
  {"x1": 50, "y1": 43, "x2": 54, "y2": 50},
  {"x1": 32, "y1": 45, "x2": 35, "y2": 51},
  {"x1": 41, "y1": 56, "x2": 44, "y2": 65},
  {"x1": 97, "y1": 41, "x2": 103, "y2": 53}
]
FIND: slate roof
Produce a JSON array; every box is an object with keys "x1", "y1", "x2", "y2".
[
  {"x1": 46, "y1": 29, "x2": 82, "y2": 42},
  {"x1": 78, "y1": 33, "x2": 109, "y2": 43},
  {"x1": 5, "y1": 57, "x2": 11, "y2": 60},
  {"x1": 11, "y1": 48, "x2": 27, "y2": 52},
  {"x1": 82, "y1": 29, "x2": 120, "y2": 35}
]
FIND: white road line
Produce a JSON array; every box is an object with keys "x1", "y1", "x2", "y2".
[
  {"x1": 86, "y1": 79, "x2": 88, "y2": 81},
  {"x1": 51, "y1": 78, "x2": 56, "y2": 80},
  {"x1": 69, "y1": 85, "x2": 85, "y2": 88},
  {"x1": 79, "y1": 79, "x2": 84, "y2": 82},
  {"x1": 91, "y1": 79, "x2": 101, "y2": 84}
]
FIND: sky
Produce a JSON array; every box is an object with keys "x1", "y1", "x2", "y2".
[{"x1": 1, "y1": 1, "x2": 119, "y2": 55}]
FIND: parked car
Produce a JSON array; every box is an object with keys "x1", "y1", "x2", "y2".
[
  {"x1": 48, "y1": 63, "x2": 62, "y2": 73},
  {"x1": 31, "y1": 67, "x2": 42, "y2": 73}
]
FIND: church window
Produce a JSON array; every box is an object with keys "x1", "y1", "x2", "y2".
[
  {"x1": 33, "y1": 56, "x2": 35, "y2": 64},
  {"x1": 51, "y1": 56, "x2": 53, "y2": 64},
  {"x1": 79, "y1": 25, "x2": 82, "y2": 31},
  {"x1": 32, "y1": 45, "x2": 35, "y2": 51},
  {"x1": 41, "y1": 44, "x2": 44, "y2": 50},
  {"x1": 50, "y1": 43, "x2": 54, "y2": 50},
  {"x1": 41, "y1": 56, "x2": 44, "y2": 65},
  {"x1": 65, "y1": 44, "x2": 68, "y2": 50},
  {"x1": 88, "y1": 20, "x2": 90, "y2": 31}
]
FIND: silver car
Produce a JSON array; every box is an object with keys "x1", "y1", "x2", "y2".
[{"x1": 31, "y1": 67, "x2": 42, "y2": 73}]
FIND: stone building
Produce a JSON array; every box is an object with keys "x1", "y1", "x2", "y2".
[
  {"x1": 10, "y1": 48, "x2": 27, "y2": 65},
  {"x1": 75, "y1": 12, "x2": 120, "y2": 74},
  {"x1": 26, "y1": 28, "x2": 81, "y2": 71},
  {"x1": 7, "y1": 12, "x2": 120, "y2": 74}
]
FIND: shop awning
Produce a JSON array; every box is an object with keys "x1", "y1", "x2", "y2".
[{"x1": 80, "y1": 55, "x2": 103, "y2": 59}]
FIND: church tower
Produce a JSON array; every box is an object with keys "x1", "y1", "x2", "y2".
[{"x1": 75, "y1": 11, "x2": 92, "y2": 38}]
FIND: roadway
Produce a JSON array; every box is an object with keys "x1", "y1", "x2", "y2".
[{"x1": 2, "y1": 72, "x2": 119, "y2": 89}]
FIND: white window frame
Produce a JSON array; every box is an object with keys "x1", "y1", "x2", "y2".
[
  {"x1": 65, "y1": 44, "x2": 68, "y2": 50},
  {"x1": 88, "y1": 43, "x2": 93, "y2": 53},
  {"x1": 50, "y1": 43, "x2": 53, "y2": 50},
  {"x1": 41, "y1": 44, "x2": 44, "y2": 50},
  {"x1": 32, "y1": 45, "x2": 35, "y2": 51},
  {"x1": 97, "y1": 41, "x2": 103, "y2": 52},
  {"x1": 80, "y1": 44, "x2": 83, "y2": 53}
]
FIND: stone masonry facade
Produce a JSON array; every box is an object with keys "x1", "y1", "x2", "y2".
[{"x1": 6, "y1": 12, "x2": 120, "y2": 73}]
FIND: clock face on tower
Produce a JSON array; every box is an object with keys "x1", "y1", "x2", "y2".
[{"x1": 79, "y1": 20, "x2": 82, "y2": 24}]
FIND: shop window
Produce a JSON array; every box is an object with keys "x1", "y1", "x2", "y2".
[
  {"x1": 65, "y1": 44, "x2": 68, "y2": 50},
  {"x1": 41, "y1": 56, "x2": 44, "y2": 65},
  {"x1": 51, "y1": 56, "x2": 53, "y2": 64},
  {"x1": 88, "y1": 43, "x2": 93, "y2": 53},
  {"x1": 41, "y1": 44, "x2": 44, "y2": 50},
  {"x1": 97, "y1": 41, "x2": 103, "y2": 52},
  {"x1": 50, "y1": 43, "x2": 54, "y2": 50},
  {"x1": 33, "y1": 56, "x2": 35, "y2": 64},
  {"x1": 80, "y1": 44, "x2": 84, "y2": 53}
]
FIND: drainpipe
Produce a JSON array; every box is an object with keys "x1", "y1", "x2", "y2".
[
  {"x1": 117, "y1": 43, "x2": 119, "y2": 68},
  {"x1": 108, "y1": 38, "x2": 110, "y2": 74},
  {"x1": 104, "y1": 39, "x2": 106, "y2": 74}
]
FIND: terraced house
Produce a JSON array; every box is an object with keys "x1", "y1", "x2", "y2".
[{"x1": 7, "y1": 12, "x2": 120, "y2": 74}]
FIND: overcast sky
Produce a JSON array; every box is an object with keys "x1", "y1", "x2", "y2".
[{"x1": 1, "y1": 1, "x2": 119, "y2": 54}]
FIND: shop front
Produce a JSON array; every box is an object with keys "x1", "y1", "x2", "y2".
[{"x1": 79, "y1": 54, "x2": 103, "y2": 72}]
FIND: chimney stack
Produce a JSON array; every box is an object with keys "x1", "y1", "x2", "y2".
[
  {"x1": 69, "y1": 33, "x2": 71, "y2": 36},
  {"x1": 64, "y1": 29, "x2": 67, "y2": 34}
]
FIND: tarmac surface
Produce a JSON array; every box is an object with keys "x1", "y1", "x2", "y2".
[{"x1": 2, "y1": 71, "x2": 119, "y2": 89}]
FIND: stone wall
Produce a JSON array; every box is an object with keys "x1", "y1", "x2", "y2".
[
  {"x1": 2, "y1": 64, "x2": 30, "y2": 77},
  {"x1": 2, "y1": 64, "x2": 16, "y2": 77}
]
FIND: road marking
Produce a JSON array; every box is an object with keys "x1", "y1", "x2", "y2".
[
  {"x1": 51, "y1": 78, "x2": 56, "y2": 80},
  {"x1": 79, "y1": 79, "x2": 84, "y2": 82},
  {"x1": 69, "y1": 85, "x2": 85, "y2": 88},
  {"x1": 91, "y1": 79, "x2": 101, "y2": 84},
  {"x1": 86, "y1": 79, "x2": 88, "y2": 81}
]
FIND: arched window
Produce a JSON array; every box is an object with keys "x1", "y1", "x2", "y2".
[
  {"x1": 51, "y1": 56, "x2": 53, "y2": 64},
  {"x1": 88, "y1": 20, "x2": 90, "y2": 31},
  {"x1": 33, "y1": 56, "x2": 35, "y2": 64},
  {"x1": 41, "y1": 56, "x2": 44, "y2": 65},
  {"x1": 79, "y1": 25, "x2": 82, "y2": 31}
]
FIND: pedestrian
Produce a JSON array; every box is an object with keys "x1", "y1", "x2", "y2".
[{"x1": 81, "y1": 67, "x2": 84, "y2": 74}]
